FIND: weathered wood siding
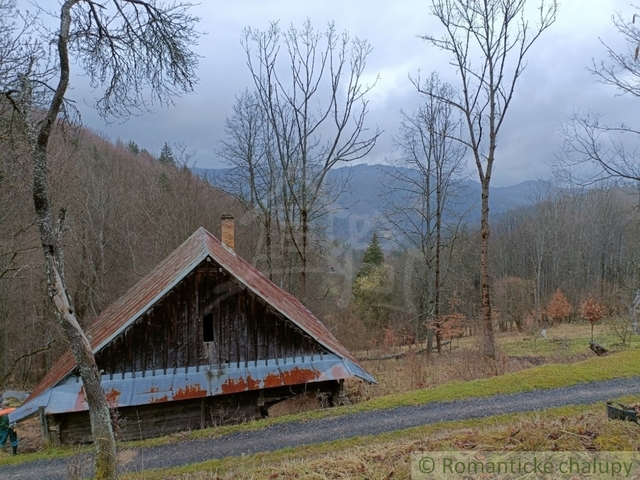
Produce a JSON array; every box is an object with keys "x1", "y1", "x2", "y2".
[
  {"x1": 95, "y1": 260, "x2": 326, "y2": 374},
  {"x1": 50, "y1": 381, "x2": 339, "y2": 444},
  {"x1": 53, "y1": 396, "x2": 260, "y2": 444}
]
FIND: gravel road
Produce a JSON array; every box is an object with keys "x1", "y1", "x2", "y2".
[{"x1": 2, "y1": 376, "x2": 639, "y2": 479}]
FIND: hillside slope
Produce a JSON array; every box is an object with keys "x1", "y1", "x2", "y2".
[{"x1": 197, "y1": 164, "x2": 547, "y2": 247}]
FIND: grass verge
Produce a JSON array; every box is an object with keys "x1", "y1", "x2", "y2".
[
  {"x1": 359, "y1": 346, "x2": 640, "y2": 411},
  {"x1": 121, "y1": 399, "x2": 640, "y2": 479}
]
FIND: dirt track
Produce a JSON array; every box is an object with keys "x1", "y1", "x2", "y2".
[{"x1": 1, "y1": 376, "x2": 639, "y2": 479}]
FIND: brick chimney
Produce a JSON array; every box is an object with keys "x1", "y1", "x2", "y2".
[{"x1": 220, "y1": 214, "x2": 235, "y2": 251}]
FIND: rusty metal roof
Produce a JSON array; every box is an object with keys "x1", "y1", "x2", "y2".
[
  {"x1": 22, "y1": 227, "x2": 374, "y2": 413},
  {"x1": 11, "y1": 354, "x2": 362, "y2": 423}
]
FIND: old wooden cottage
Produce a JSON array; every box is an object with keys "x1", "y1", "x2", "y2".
[{"x1": 10, "y1": 219, "x2": 374, "y2": 444}]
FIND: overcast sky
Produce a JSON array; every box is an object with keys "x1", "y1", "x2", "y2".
[{"x1": 66, "y1": 0, "x2": 634, "y2": 187}]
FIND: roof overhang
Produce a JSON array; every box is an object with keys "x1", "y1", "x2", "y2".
[{"x1": 10, "y1": 354, "x2": 374, "y2": 423}]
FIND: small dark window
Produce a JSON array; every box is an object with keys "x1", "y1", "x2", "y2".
[{"x1": 203, "y1": 313, "x2": 214, "y2": 343}]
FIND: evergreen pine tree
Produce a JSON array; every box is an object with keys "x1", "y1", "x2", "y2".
[
  {"x1": 126, "y1": 140, "x2": 140, "y2": 155},
  {"x1": 159, "y1": 142, "x2": 175, "y2": 165},
  {"x1": 356, "y1": 233, "x2": 384, "y2": 279},
  {"x1": 351, "y1": 233, "x2": 390, "y2": 331}
]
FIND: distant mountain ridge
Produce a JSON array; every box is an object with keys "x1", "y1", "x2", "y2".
[{"x1": 195, "y1": 164, "x2": 545, "y2": 247}]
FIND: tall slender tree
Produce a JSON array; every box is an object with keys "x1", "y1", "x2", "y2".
[
  {"x1": 382, "y1": 74, "x2": 466, "y2": 350},
  {"x1": 217, "y1": 90, "x2": 280, "y2": 279},
  {"x1": 418, "y1": 0, "x2": 558, "y2": 358},
  {"x1": 241, "y1": 20, "x2": 380, "y2": 300},
  {"x1": 1, "y1": 1, "x2": 200, "y2": 477}
]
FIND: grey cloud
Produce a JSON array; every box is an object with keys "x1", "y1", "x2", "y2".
[{"x1": 61, "y1": 0, "x2": 635, "y2": 186}]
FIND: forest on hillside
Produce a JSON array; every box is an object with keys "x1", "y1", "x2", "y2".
[
  {"x1": 0, "y1": 130, "x2": 246, "y2": 387},
  {"x1": 1, "y1": 122, "x2": 639, "y2": 389}
]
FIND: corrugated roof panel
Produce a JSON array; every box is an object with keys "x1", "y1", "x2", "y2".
[
  {"x1": 23, "y1": 227, "x2": 374, "y2": 409},
  {"x1": 11, "y1": 355, "x2": 361, "y2": 422}
]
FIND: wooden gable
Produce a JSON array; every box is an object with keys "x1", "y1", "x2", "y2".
[{"x1": 94, "y1": 259, "x2": 328, "y2": 375}]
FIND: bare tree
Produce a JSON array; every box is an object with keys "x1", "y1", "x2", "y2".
[
  {"x1": 217, "y1": 89, "x2": 280, "y2": 279},
  {"x1": 556, "y1": 6, "x2": 640, "y2": 186},
  {"x1": 1, "y1": 1, "x2": 199, "y2": 477},
  {"x1": 557, "y1": 110, "x2": 640, "y2": 185},
  {"x1": 591, "y1": 6, "x2": 640, "y2": 97},
  {"x1": 382, "y1": 74, "x2": 467, "y2": 351},
  {"x1": 556, "y1": 7, "x2": 640, "y2": 328},
  {"x1": 418, "y1": 0, "x2": 558, "y2": 358},
  {"x1": 242, "y1": 20, "x2": 380, "y2": 299}
]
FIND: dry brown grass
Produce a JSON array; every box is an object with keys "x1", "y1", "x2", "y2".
[
  {"x1": 347, "y1": 346, "x2": 543, "y2": 403},
  {"x1": 267, "y1": 392, "x2": 325, "y2": 418},
  {"x1": 345, "y1": 323, "x2": 623, "y2": 404},
  {"x1": 136, "y1": 404, "x2": 640, "y2": 479}
]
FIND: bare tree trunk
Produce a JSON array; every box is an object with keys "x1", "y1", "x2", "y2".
[
  {"x1": 533, "y1": 249, "x2": 543, "y2": 322},
  {"x1": 3, "y1": 2, "x2": 199, "y2": 475},
  {"x1": 301, "y1": 208, "x2": 308, "y2": 300},
  {"x1": 21, "y1": 77, "x2": 117, "y2": 480},
  {"x1": 420, "y1": 0, "x2": 557, "y2": 359},
  {"x1": 265, "y1": 215, "x2": 273, "y2": 280},
  {"x1": 630, "y1": 290, "x2": 640, "y2": 333},
  {"x1": 48, "y1": 265, "x2": 116, "y2": 478},
  {"x1": 434, "y1": 181, "x2": 443, "y2": 353},
  {"x1": 480, "y1": 178, "x2": 495, "y2": 358}
]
